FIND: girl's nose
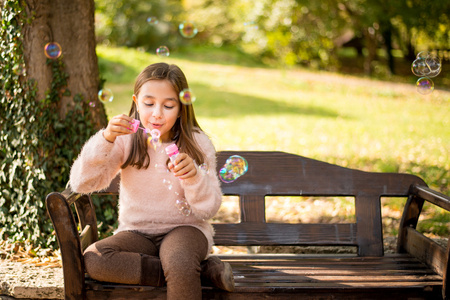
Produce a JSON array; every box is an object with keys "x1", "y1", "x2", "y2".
[{"x1": 152, "y1": 106, "x2": 163, "y2": 118}]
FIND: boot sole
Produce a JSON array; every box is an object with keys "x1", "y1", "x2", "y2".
[{"x1": 221, "y1": 262, "x2": 235, "y2": 292}]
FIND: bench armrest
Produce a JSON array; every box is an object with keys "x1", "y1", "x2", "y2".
[
  {"x1": 397, "y1": 184, "x2": 450, "y2": 300},
  {"x1": 46, "y1": 191, "x2": 85, "y2": 299}
]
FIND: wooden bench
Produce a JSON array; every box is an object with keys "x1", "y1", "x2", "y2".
[{"x1": 46, "y1": 151, "x2": 450, "y2": 299}]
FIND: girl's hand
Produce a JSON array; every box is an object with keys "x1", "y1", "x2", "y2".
[
  {"x1": 103, "y1": 114, "x2": 134, "y2": 143},
  {"x1": 168, "y1": 153, "x2": 197, "y2": 179}
]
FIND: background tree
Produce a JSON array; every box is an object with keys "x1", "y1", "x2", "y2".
[
  {"x1": 94, "y1": 0, "x2": 449, "y2": 73},
  {"x1": 0, "y1": 0, "x2": 107, "y2": 248},
  {"x1": 22, "y1": 0, "x2": 106, "y2": 123}
]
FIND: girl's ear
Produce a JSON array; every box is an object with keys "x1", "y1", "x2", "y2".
[{"x1": 132, "y1": 94, "x2": 139, "y2": 112}]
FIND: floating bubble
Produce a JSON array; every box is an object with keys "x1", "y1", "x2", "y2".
[
  {"x1": 156, "y1": 46, "x2": 170, "y2": 57},
  {"x1": 411, "y1": 58, "x2": 430, "y2": 77},
  {"x1": 98, "y1": 88, "x2": 114, "y2": 102},
  {"x1": 147, "y1": 17, "x2": 159, "y2": 25},
  {"x1": 425, "y1": 56, "x2": 441, "y2": 78},
  {"x1": 244, "y1": 21, "x2": 259, "y2": 29},
  {"x1": 198, "y1": 163, "x2": 209, "y2": 176},
  {"x1": 89, "y1": 102, "x2": 96, "y2": 108},
  {"x1": 416, "y1": 77, "x2": 434, "y2": 95},
  {"x1": 412, "y1": 51, "x2": 442, "y2": 78},
  {"x1": 179, "y1": 21, "x2": 198, "y2": 38},
  {"x1": 155, "y1": 163, "x2": 169, "y2": 173},
  {"x1": 219, "y1": 155, "x2": 248, "y2": 183},
  {"x1": 175, "y1": 198, "x2": 191, "y2": 216},
  {"x1": 44, "y1": 42, "x2": 62, "y2": 59},
  {"x1": 416, "y1": 51, "x2": 429, "y2": 60},
  {"x1": 163, "y1": 178, "x2": 173, "y2": 190},
  {"x1": 179, "y1": 88, "x2": 196, "y2": 105}
]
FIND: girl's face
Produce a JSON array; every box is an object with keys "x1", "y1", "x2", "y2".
[{"x1": 133, "y1": 79, "x2": 181, "y2": 143}]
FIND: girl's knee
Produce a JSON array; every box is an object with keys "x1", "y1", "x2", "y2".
[
  {"x1": 83, "y1": 243, "x2": 114, "y2": 280},
  {"x1": 161, "y1": 251, "x2": 201, "y2": 277}
]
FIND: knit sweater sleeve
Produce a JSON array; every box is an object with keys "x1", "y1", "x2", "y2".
[
  {"x1": 69, "y1": 129, "x2": 125, "y2": 194},
  {"x1": 180, "y1": 132, "x2": 222, "y2": 221}
]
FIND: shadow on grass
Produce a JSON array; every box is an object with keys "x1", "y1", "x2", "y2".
[
  {"x1": 192, "y1": 83, "x2": 340, "y2": 118},
  {"x1": 173, "y1": 45, "x2": 267, "y2": 69},
  {"x1": 98, "y1": 55, "x2": 142, "y2": 84}
]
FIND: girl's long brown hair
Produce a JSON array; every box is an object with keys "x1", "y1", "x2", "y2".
[{"x1": 121, "y1": 63, "x2": 206, "y2": 169}]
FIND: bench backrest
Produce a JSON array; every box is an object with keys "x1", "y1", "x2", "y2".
[
  {"x1": 213, "y1": 151, "x2": 426, "y2": 256},
  {"x1": 96, "y1": 151, "x2": 426, "y2": 256}
]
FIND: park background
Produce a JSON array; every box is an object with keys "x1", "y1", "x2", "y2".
[{"x1": 0, "y1": 0, "x2": 449, "y2": 259}]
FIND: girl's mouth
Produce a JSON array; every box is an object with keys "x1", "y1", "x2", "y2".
[{"x1": 151, "y1": 123, "x2": 163, "y2": 129}]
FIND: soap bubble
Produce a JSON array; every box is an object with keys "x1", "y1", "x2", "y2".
[
  {"x1": 219, "y1": 155, "x2": 248, "y2": 183},
  {"x1": 425, "y1": 56, "x2": 441, "y2": 78},
  {"x1": 179, "y1": 88, "x2": 196, "y2": 105},
  {"x1": 412, "y1": 51, "x2": 442, "y2": 78},
  {"x1": 44, "y1": 42, "x2": 62, "y2": 59},
  {"x1": 416, "y1": 51, "x2": 429, "y2": 59},
  {"x1": 155, "y1": 163, "x2": 169, "y2": 173},
  {"x1": 175, "y1": 198, "x2": 191, "y2": 216},
  {"x1": 179, "y1": 21, "x2": 198, "y2": 38},
  {"x1": 89, "y1": 102, "x2": 96, "y2": 107},
  {"x1": 163, "y1": 178, "x2": 173, "y2": 190},
  {"x1": 411, "y1": 58, "x2": 431, "y2": 77},
  {"x1": 156, "y1": 46, "x2": 170, "y2": 57},
  {"x1": 98, "y1": 88, "x2": 114, "y2": 102},
  {"x1": 147, "y1": 17, "x2": 159, "y2": 25},
  {"x1": 416, "y1": 77, "x2": 434, "y2": 95},
  {"x1": 198, "y1": 163, "x2": 209, "y2": 175},
  {"x1": 244, "y1": 21, "x2": 259, "y2": 30}
]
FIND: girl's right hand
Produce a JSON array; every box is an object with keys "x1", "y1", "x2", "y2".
[{"x1": 103, "y1": 114, "x2": 134, "y2": 143}]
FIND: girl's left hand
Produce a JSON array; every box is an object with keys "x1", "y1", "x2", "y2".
[{"x1": 168, "y1": 153, "x2": 197, "y2": 179}]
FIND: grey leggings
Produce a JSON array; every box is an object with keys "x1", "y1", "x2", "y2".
[{"x1": 83, "y1": 226, "x2": 208, "y2": 300}]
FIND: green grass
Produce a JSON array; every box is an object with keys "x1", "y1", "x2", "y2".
[{"x1": 97, "y1": 45, "x2": 450, "y2": 237}]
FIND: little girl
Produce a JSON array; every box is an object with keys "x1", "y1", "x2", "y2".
[{"x1": 69, "y1": 63, "x2": 234, "y2": 299}]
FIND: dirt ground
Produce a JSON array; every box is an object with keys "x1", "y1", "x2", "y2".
[{"x1": 0, "y1": 260, "x2": 63, "y2": 299}]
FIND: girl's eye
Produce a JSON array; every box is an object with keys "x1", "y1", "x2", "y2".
[
  {"x1": 165, "y1": 106, "x2": 175, "y2": 109},
  {"x1": 144, "y1": 103, "x2": 153, "y2": 107}
]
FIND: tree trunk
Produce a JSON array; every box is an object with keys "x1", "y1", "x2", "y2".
[
  {"x1": 22, "y1": 0, "x2": 107, "y2": 129},
  {"x1": 363, "y1": 27, "x2": 377, "y2": 76},
  {"x1": 381, "y1": 23, "x2": 395, "y2": 75}
]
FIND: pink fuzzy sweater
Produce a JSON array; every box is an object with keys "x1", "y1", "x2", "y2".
[{"x1": 69, "y1": 129, "x2": 222, "y2": 252}]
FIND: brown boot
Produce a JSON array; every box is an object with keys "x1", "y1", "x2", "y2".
[
  {"x1": 201, "y1": 256, "x2": 235, "y2": 292},
  {"x1": 140, "y1": 254, "x2": 165, "y2": 287}
]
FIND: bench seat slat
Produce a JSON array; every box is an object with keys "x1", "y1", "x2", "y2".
[
  {"x1": 213, "y1": 223, "x2": 357, "y2": 246},
  {"x1": 85, "y1": 254, "x2": 442, "y2": 299},
  {"x1": 235, "y1": 275, "x2": 443, "y2": 282}
]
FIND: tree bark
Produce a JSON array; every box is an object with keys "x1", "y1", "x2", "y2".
[
  {"x1": 363, "y1": 27, "x2": 377, "y2": 76},
  {"x1": 22, "y1": 0, "x2": 107, "y2": 129}
]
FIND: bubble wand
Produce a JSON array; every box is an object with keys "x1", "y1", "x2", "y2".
[{"x1": 130, "y1": 119, "x2": 161, "y2": 150}]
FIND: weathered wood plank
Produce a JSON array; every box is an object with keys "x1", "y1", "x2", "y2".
[
  {"x1": 74, "y1": 194, "x2": 98, "y2": 245},
  {"x1": 217, "y1": 151, "x2": 426, "y2": 197},
  {"x1": 80, "y1": 225, "x2": 93, "y2": 253},
  {"x1": 46, "y1": 192, "x2": 85, "y2": 300},
  {"x1": 403, "y1": 226, "x2": 447, "y2": 277},
  {"x1": 354, "y1": 195, "x2": 383, "y2": 256},
  {"x1": 240, "y1": 195, "x2": 265, "y2": 223},
  {"x1": 213, "y1": 223, "x2": 357, "y2": 246},
  {"x1": 411, "y1": 184, "x2": 450, "y2": 211}
]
